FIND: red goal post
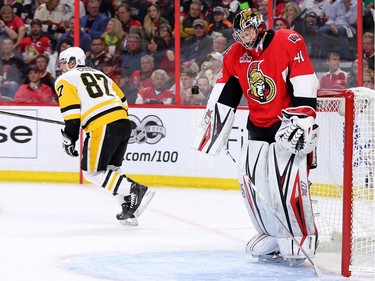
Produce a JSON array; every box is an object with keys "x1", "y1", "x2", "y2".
[{"x1": 314, "y1": 87, "x2": 375, "y2": 277}]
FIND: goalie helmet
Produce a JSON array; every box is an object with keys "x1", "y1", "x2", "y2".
[
  {"x1": 232, "y1": 8, "x2": 266, "y2": 50},
  {"x1": 59, "y1": 47, "x2": 86, "y2": 70}
]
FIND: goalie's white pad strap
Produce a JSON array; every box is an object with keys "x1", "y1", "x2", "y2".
[
  {"x1": 268, "y1": 143, "x2": 317, "y2": 257},
  {"x1": 191, "y1": 101, "x2": 235, "y2": 156},
  {"x1": 238, "y1": 140, "x2": 277, "y2": 236}
]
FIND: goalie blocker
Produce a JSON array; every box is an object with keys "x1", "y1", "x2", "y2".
[{"x1": 191, "y1": 99, "x2": 235, "y2": 156}]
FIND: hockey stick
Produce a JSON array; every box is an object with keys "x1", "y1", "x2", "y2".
[
  {"x1": 225, "y1": 148, "x2": 321, "y2": 277},
  {"x1": 0, "y1": 110, "x2": 65, "y2": 125}
]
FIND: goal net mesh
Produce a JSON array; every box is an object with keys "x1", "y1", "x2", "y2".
[{"x1": 311, "y1": 87, "x2": 374, "y2": 274}]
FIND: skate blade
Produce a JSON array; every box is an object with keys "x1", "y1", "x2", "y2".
[
  {"x1": 119, "y1": 217, "x2": 139, "y2": 226},
  {"x1": 257, "y1": 255, "x2": 287, "y2": 264},
  {"x1": 134, "y1": 190, "x2": 155, "y2": 218}
]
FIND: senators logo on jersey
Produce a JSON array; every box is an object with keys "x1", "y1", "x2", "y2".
[{"x1": 247, "y1": 60, "x2": 276, "y2": 103}]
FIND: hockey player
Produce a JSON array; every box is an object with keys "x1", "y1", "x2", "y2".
[
  {"x1": 192, "y1": 9, "x2": 320, "y2": 265},
  {"x1": 55, "y1": 46, "x2": 155, "y2": 226}
]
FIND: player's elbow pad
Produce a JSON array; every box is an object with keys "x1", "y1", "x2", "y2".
[{"x1": 191, "y1": 101, "x2": 235, "y2": 156}]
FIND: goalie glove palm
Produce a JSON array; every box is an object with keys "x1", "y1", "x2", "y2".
[
  {"x1": 275, "y1": 106, "x2": 319, "y2": 155},
  {"x1": 61, "y1": 130, "x2": 78, "y2": 157}
]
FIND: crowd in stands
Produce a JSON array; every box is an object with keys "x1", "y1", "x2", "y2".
[{"x1": 0, "y1": 0, "x2": 373, "y2": 104}]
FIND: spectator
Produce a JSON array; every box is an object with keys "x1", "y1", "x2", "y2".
[
  {"x1": 0, "y1": 5, "x2": 25, "y2": 48},
  {"x1": 198, "y1": 51, "x2": 223, "y2": 87},
  {"x1": 195, "y1": 76, "x2": 211, "y2": 104},
  {"x1": 33, "y1": 54, "x2": 56, "y2": 93},
  {"x1": 180, "y1": 1, "x2": 204, "y2": 39},
  {"x1": 281, "y1": 2, "x2": 305, "y2": 34},
  {"x1": 33, "y1": 0, "x2": 65, "y2": 46},
  {"x1": 0, "y1": 38, "x2": 26, "y2": 99},
  {"x1": 115, "y1": 4, "x2": 142, "y2": 34},
  {"x1": 256, "y1": 0, "x2": 269, "y2": 28},
  {"x1": 180, "y1": 68, "x2": 205, "y2": 104},
  {"x1": 1, "y1": 0, "x2": 26, "y2": 20},
  {"x1": 129, "y1": 54, "x2": 154, "y2": 92},
  {"x1": 119, "y1": 32, "x2": 146, "y2": 77},
  {"x1": 156, "y1": 23, "x2": 174, "y2": 50},
  {"x1": 102, "y1": 18, "x2": 126, "y2": 56},
  {"x1": 136, "y1": 69, "x2": 174, "y2": 104},
  {"x1": 50, "y1": 37, "x2": 72, "y2": 77},
  {"x1": 156, "y1": 0, "x2": 174, "y2": 29},
  {"x1": 181, "y1": 18, "x2": 213, "y2": 69},
  {"x1": 347, "y1": 58, "x2": 369, "y2": 87},
  {"x1": 98, "y1": 0, "x2": 115, "y2": 19},
  {"x1": 80, "y1": 0, "x2": 109, "y2": 40},
  {"x1": 207, "y1": 6, "x2": 233, "y2": 41},
  {"x1": 86, "y1": 36, "x2": 113, "y2": 71},
  {"x1": 317, "y1": 0, "x2": 357, "y2": 60},
  {"x1": 59, "y1": 0, "x2": 86, "y2": 25},
  {"x1": 363, "y1": 68, "x2": 374, "y2": 89},
  {"x1": 274, "y1": 0, "x2": 293, "y2": 17},
  {"x1": 147, "y1": 35, "x2": 175, "y2": 84},
  {"x1": 299, "y1": 0, "x2": 328, "y2": 21},
  {"x1": 273, "y1": 17, "x2": 290, "y2": 30},
  {"x1": 319, "y1": 52, "x2": 349, "y2": 89},
  {"x1": 363, "y1": 32, "x2": 374, "y2": 70},
  {"x1": 112, "y1": 68, "x2": 136, "y2": 104},
  {"x1": 143, "y1": 3, "x2": 169, "y2": 42},
  {"x1": 363, "y1": 0, "x2": 374, "y2": 33},
  {"x1": 102, "y1": 57, "x2": 117, "y2": 80},
  {"x1": 302, "y1": 11, "x2": 323, "y2": 56},
  {"x1": 124, "y1": 0, "x2": 148, "y2": 23},
  {"x1": 14, "y1": 65, "x2": 56, "y2": 103},
  {"x1": 57, "y1": 17, "x2": 92, "y2": 53},
  {"x1": 18, "y1": 19, "x2": 52, "y2": 65},
  {"x1": 212, "y1": 35, "x2": 227, "y2": 53}
]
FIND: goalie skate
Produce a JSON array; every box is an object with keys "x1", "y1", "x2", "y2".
[{"x1": 116, "y1": 182, "x2": 155, "y2": 226}]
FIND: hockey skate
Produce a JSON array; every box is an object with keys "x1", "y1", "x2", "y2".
[{"x1": 116, "y1": 182, "x2": 155, "y2": 226}]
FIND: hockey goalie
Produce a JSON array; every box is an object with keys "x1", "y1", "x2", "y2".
[{"x1": 191, "y1": 8, "x2": 320, "y2": 266}]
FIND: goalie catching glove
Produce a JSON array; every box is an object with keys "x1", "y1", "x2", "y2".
[
  {"x1": 61, "y1": 129, "x2": 78, "y2": 157},
  {"x1": 275, "y1": 106, "x2": 319, "y2": 155}
]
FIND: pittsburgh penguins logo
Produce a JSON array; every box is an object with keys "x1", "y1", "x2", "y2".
[{"x1": 247, "y1": 60, "x2": 276, "y2": 103}]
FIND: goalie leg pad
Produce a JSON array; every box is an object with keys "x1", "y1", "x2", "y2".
[
  {"x1": 268, "y1": 143, "x2": 318, "y2": 258},
  {"x1": 191, "y1": 101, "x2": 235, "y2": 156},
  {"x1": 246, "y1": 233, "x2": 279, "y2": 257},
  {"x1": 278, "y1": 235, "x2": 317, "y2": 259},
  {"x1": 238, "y1": 140, "x2": 278, "y2": 236}
]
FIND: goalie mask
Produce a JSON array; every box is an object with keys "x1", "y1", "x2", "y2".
[
  {"x1": 232, "y1": 9, "x2": 266, "y2": 50},
  {"x1": 59, "y1": 47, "x2": 86, "y2": 71}
]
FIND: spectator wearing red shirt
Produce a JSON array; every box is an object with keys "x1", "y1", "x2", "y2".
[
  {"x1": 18, "y1": 19, "x2": 52, "y2": 64},
  {"x1": 135, "y1": 69, "x2": 174, "y2": 104},
  {"x1": 129, "y1": 54, "x2": 154, "y2": 92},
  {"x1": 319, "y1": 52, "x2": 349, "y2": 89},
  {"x1": 14, "y1": 65, "x2": 56, "y2": 103},
  {"x1": 0, "y1": 5, "x2": 25, "y2": 48}
]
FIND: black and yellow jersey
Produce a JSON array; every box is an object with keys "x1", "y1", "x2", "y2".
[{"x1": 55, "y1": 66, "x2": 129, "y2": 133}]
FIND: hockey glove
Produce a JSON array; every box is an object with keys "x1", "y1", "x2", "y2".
[
  {"x1": 275, "y1": 106, "x2": 319, "y2": 155},
  {"x1": 61, "y1": 129, "x2": 78, "y2": 157}
]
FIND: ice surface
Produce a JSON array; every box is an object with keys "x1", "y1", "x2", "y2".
[{"x1": 0, "y1": 183, "x2": 373, "y2": 281}]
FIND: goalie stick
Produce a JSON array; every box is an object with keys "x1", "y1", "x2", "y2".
[
  {"x1": 225, "y1": 148, "x2": 321, "y2": 277},
  {"x1": 0, "y1": 110, "x2": 65, "y2": 125}
]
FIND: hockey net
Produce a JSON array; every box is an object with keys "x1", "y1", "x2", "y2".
[{"x1": 311, "y1": 87, "x2": 375, "y2": 277}]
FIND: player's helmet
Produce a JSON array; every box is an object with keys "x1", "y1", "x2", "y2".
[
  {"x1": 232, "y1": 8, "x2": 266, "y2": 50},
  {"x1": 59, "y1": 47, "x2": 86, "y2": 70}
]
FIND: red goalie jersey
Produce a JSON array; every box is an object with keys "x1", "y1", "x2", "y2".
[{"x1": 217, "y1": 29, "x2": 319, "y2": 128}]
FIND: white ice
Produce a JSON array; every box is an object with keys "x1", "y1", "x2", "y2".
[{"x1": 0, "y1": 182, "x2": 373, "y2": 281}]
